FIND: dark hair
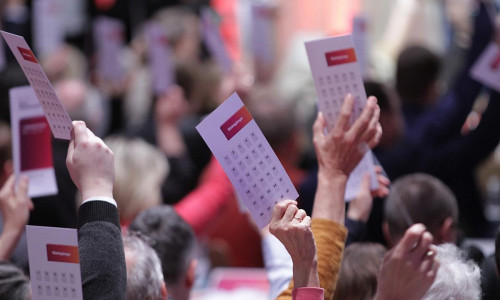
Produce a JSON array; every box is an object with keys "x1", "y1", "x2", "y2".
[
  {"x1": 364, "y1": 81, "x2": 392, "y2": 112},
  {"x1": 129, "y1": 205, "x2": 196, "y2": 285},
  {"x1": 0, "y1": 261, "x2": 30, "y2": 300},
  {"x1": 396, "y1": 46, "x2": 441, "y2": 104},
  {"x1": 333, "y1": 243, "x2": 387, "y2": 300},
  {"x1": 384, "y1": 173, "x2": 458, "y2": 240}
]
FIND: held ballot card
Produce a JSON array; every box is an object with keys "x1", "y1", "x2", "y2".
[
  {"x1": 93, "y1": 16, "x2": 125, "y2": 83},
  {"x1": 200, "y1": 8, "x2": 233, "y2": 74},
  {"x1": 145, "y1": 22, "x2": 174, "y2": 95},
  {"x1": 10, "y1": 86, "x2": 58, "y2": 198},
  {"x1": 196, "y1": 93, "x2": 299, "y2": 228},
  {"x1": 470, "y1": 42, "x2": 500, "y2": 93},
  {"x1": 26, "y1": 225, "x2": 83, "y2": 300},
  {"x1": 1, "y1": 31, "x2": 72, "y2": 140},
  {"x1": 305, "y1": 34, "x2": 378, "y2": 201}
]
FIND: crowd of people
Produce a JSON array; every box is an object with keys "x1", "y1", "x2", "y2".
[{"x1": 0, "y1": 0, "x2": 500, "y2": 299}]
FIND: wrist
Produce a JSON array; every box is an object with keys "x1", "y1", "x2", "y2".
[
  {"x1": 292, "y1": 257, "x2": 319, "y2": 288},
  {"x1": 80, "y1": 185, "x2": 113, "y2": 201},
  {"x1": 312, "y1": 173, "x2": 347, "y2": 223}
]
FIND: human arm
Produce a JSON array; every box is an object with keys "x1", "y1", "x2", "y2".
[
  {"x1": 66, "y1": 121, "x2": 126, "y2": 300},
  {"x1": 0, "y1": 175, "x2": 33, "y2": 260},
  {"x1": 374, "y1": 224, "x2": 439, "y2": 300}
]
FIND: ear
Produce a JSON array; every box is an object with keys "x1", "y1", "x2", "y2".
[
  {"x1": 438, "y1": 217, "x2": 456, "y2": 244},
  {"x1": 382, "y1": 221, "x2": 394, "y2": 248},
  {"x1": 161, "y1": 282, "x2": 168, "y2": 300},
  {"x1": 185, "y1": 259, "x2": 198, "y2": 289}
]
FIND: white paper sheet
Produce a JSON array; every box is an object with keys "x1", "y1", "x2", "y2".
[
  {"x1": 471, "y1": 42, "x2": 500, "y2": 93},
  {"x1": 145, "y1": 22, "x2": 174, "y2": 96},
  {"x1": 196, "y1": 93, "x2": 298, "y2": 228},
  {"x1": 305, "y1": 34, "x2": 378, "y2": 201},
  {"x1": 1, "y1": 31, "x2": 72, "y2": 140},
  {"x1": 26, "y1": 225, "x2": 83, "y2": 300},
  {"x1": 10, "y1": 86, "x2": 58, "y2": 198}
]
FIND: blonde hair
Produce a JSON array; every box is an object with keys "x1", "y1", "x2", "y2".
[{"x1": 105, "y1": 136, "x2": 169, "y2": 223}]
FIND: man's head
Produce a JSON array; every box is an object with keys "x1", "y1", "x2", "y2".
[
  {"x1": 124, "y1": 234, "x2": 167, "y2": 300},
  {"x1": 421, "y1": 243, "x2": 481, "y2": 300},
  {"x1": 0, "y1": 261, "x2": 30, "y2": 300},
  {"x1": 129, "y1": 205, "x2": 196, "y2": 300},
  {"x1": 396, "y1": 46, "x2": 441, "y2": 106},
  {"x1": 383, "y1": 173, "x2": 458, "y2": 246}
]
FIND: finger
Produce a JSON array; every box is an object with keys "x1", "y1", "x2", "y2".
[
  {"x1": 271, "y1": 200, "x2": 297, "y2": 224},
  {"x1": 398, "y1": 223, "x2": 427, "y2": 254},
  {"x1": 3, "y1": 174, "x2": 16, "y2": 192},
  {"x1": 367, "y1": 123, "x2": 383, "y2": 149},
  {"x1": 426, "y1": 256, "x2": 440, "y2": 280},
  {"x1": 349, "y1": 97, "x2": 377, "y2": 142},
  {"x1": 72, "y1": 121, "x2": 88, "y2": 146},
  {"x1": 335, "y1": 94, "x2": 354, "y2": 132},
  {"x1": 66, "y1": 140, "x2": 75, "y2": 167},
  {"x1": 283, "y1": 204, "x2": 299, "y2": 222},
  {"x1": 17, "y1": 176, "x2": 29, "y2": 200},
  {"x1": 293, "y1": 209, "x2": 307, "y2": 221},
  {"x1": 410, "y1": 231, "x2": 433, "y2": 261},
  {"x1": 358, "y1": 103, "x2": 380, "y2": 143},
  {"x1": 359, "y1": 173, "x2": 371, "y2": 196},
  {"x1": 312, "y1": 112, "x2": 326, "y2": 141},
  {"x1": 301, "y1": 216, "x2": 312, "y2": 227}
]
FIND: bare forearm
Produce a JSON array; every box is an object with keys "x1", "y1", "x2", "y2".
[
  {"x1": 312, "y1": 171, "x2": 347, "y2": 224},
  {"x1": 0, "y1": 227, "x2": 23, "y2": 260}
]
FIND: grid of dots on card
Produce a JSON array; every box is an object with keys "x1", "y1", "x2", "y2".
[
  {"x1": 0, "y1": 31, "x2": 72, "y2": 140},
  {"x1": 33, "y1": 269, "x2": 79, "y2": 298},
  {"x1": 196, "y1": 93, "x2": 299, "y2": 227}
]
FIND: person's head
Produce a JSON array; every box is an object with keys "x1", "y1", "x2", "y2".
[
  {"x1": 0, "y1": 261, "x2": 30, "y2": 300},
  {"x1": 396, "y1": 46, "x2": 441, "y2": 106},
  {"x1": 104, "y1": 136, "x2": 169, "y2": 225},
  {"x1": 334, "y1": 243, "x2": 387, "y2": 300},
  {"x1": 383, "y1": 173, "x2": 458, "y2": 247},
  {"x1": 421, "y1": 243, "x2": 481, "y2": 300},
  {"x1": 364, "y1": 81, "x2": 404, "y2": 149},
  {"x1": 124, "y1": 234, "x2": 167, "y2": 300},
  {"x1": 0, "y1": 122, "x2": 12, "y2": 186},
  {"x1": 129, "y1": 205, "x2": 196, "y2": 300}
]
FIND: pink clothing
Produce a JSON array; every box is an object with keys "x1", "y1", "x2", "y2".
[{"x1": 292, "y1": 287, "x2": 324, "y2": 300}]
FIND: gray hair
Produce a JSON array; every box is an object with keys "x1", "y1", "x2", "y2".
[
  {"x1": 422, "y1": 243, "x2": 481, "y2": 300},
  {"x1": 124, "y1": 235, "x2": 164, "y2": 300}
]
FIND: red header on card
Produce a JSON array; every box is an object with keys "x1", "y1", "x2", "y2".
[
  {"x1": 20, "y1": 117, "x2": 53, "y2": 171},
  {"x1": 490, "y1": 51, "x2": 500, "y2": 70},
  {"x1": 46, "y1": 244, "x2": 79, "y2": 264},
  {"x1": 17, "y1": 47, "x2": 37, "y2": 63},
  {"x1": 220, "y1": 106, "x2": 253, "y2": 140},
  {"x1": 325, "y1": 48, "x2": 357, "y2": 66}
]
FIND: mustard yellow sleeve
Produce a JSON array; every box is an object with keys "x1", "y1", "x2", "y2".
[{"x1": 275, "y1": 218, "x2": 348, "y2": 300}]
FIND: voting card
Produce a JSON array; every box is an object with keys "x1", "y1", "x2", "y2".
[
  {"x1": 10, "y1": 86, "x2": 58, "y2": 198},
  {"x1": 352, "y1": 15, "x2": 368, "y2": 77},
  {"x1": 305, "y1": 34, "x2": 378, "y2": 201},
  {"x1": 26, "y1": 225, "x2": 83, "y2": 300},
  {"x1": 93, "y1": 16, "x2": 125, "y2": 83},
  {"x1": 33, "y1": 0, "x2": 65, "y2": 58},
  {"x1": 470, "y1": 42, "x2": 500, "y2": 93},
  {"x1": 200, "y1": 8, "x2": 233, "y2": 73},
  {"x1": 1, "y1": 31, "x2": 72, "y2": 140},
  {"x1": 196, "y1": 93, "x2": 298, "y2": 228},
  {"x1": 251, "y1": 2, "x2": 275, "y2": 65},
  {"x1": 145, "y1": 22, "x2": 174, "y2": 96}
]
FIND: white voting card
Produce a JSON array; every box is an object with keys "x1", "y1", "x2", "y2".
[
  {"x1": 145, "y1": 22, "x2": 174, "y2": 96},
  {"x1": 200, "y1": 8, "x2": 233, "y2": 73},
  {"x1": 196, "y1": 93, "x2": 299, "y2": 228},
  {"x1": 1, "y1": 31, "x2": 72, "y2": 140},
  {"x1": 93, "y1": 16, "x2": 125, "y2": 83},
  {"x1": 33, "y1": 0, "x2": 65, "y2": 58},
  {"x1": 26, "y1": 225, "x2": 83, "y2": 300},
  {"x1": 305, "y1": 34, "x2": 378, "y2": 201},
  {"x1": 251, "y1": 2, "x2": 275, "y2": 65},
  {"x1": 10, "y1": 86, "x2": 58, "y2": 198},
  {"x1": 471, "y1": 42, "x2": 500, "y2": 93}
]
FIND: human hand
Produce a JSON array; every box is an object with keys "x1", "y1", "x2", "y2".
[
  {"x1": 66, "y1": 121, "x2": 115, "y2": 200},
  {"x1": 313, "y1": 95, "x2": 381, "y2": 180},
  {"x1": 347, "y1": 173, "x2": 373, "y2": 223},
  {"x1": 374, "y1": 224, "x2": 439, "y2": 300},
  {"x1": 371, "y1": 165, "x2": 390, "y2": 198},
  {"x1": 269, "y1": 200, "x2": 318, "y2": 288},
  {"x1": 0, "y1": 175, "x2": 33, "y2": 233}
]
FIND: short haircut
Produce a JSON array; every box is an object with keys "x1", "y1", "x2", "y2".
[
  {"x1": 422, "y1": 243, "x2": 481, "y2": 300},
  {"x1": 124, "y1": 234, "x2": 164, "y2": 300},
  {"x1": 333, "y1": 243, "x2": 387, "y2": 300},
  {"x1": 396, "y1": 46, "x2": 441, "y2": 104},
  {"x1": 384, "y1": 173, "x2": 458, "y2": 241},
  {"x1": 105, "y1": 136, "x2": 169, "y2": 223},
  {"x1": 0, "y1": 261, "x2": 30, "y2": 300},
  {"x1": 129, "y1": 205, "x2": 196, "y2": 286}
]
